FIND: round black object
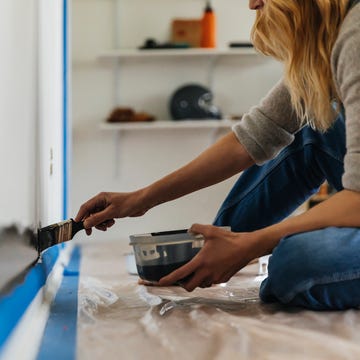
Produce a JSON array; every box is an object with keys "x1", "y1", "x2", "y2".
[{"x1": 169, "y1": 84, "x2": 222, "y2": 120}]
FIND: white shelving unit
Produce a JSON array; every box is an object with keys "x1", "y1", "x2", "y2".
[
  {"x1": 97, "y1": 46, "x2": 259, "y2": 127},
  {"x1": 94, "y1": 7, "x2": 260, "y2": 175},
  {"x1": 97, "y1": 47, "x2": 254, "y2": 172},
  {"x1": 97, "y1": 46, "x2": 260, "y2": 92},
  {"x1": 100, "y1": 118, "x2": 236, "y2": 130},
  {"x1": 101, "y1": 119, "x2": 235, "y2": 177},
  {"x1": 98, "y1": 47, "x2": 258, "y2": 61}
]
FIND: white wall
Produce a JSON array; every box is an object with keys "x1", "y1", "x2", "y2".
[
  {"x1": 0, "y1": 1, "x2": 37, "y2": 226},
  {"x1": 0, "y1": 0, "x2": 67, "y2": 228},
  {"x1": 71, "y1": 0, "x2": 283, "y2": 242}
]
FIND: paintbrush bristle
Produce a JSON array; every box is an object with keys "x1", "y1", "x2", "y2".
[
  {"x1": 37, "y1": 219, "x2": 73, "y2": 253},
  {"x1": 55, "y1": 219, "x2": 73, "y2": 244}
]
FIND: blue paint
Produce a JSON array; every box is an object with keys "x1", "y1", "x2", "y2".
[
  {"x1": 62, "y1": 0, "x2": 68, "y2": 220},
  {"x1": 36, "y1": 246, "x2": 81, "y2": 360},
  {"x1": 0, "y1": 245, "x2": 62, "y2": 353}
]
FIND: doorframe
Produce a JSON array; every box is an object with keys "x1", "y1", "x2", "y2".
[
  {"x1": 38, "y1": 0, "x2": 70, "y2": 225},
  {"x1": 63, "y1": 0, "x2": 69, "y2": 220}
]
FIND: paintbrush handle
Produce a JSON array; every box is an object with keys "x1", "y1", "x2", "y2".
[{"x1": 71, "y1": 219, "x2": 85, "y2": 238}]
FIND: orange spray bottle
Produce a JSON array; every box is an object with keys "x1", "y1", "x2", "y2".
[{"x1": 200, "y1": 0, "x2": 216, "y2": 48}]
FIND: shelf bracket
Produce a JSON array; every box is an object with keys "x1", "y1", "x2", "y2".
[
  {"x1": 206, "y1": 54, "x2": 221, "y2": 92},
  {"x1": 113, "y1": 130, "x2": 121, "y2": 178}
]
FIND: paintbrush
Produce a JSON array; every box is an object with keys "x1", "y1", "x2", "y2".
[{"x1": 37, "y1": 219, "x2": 84, "y2": 254}]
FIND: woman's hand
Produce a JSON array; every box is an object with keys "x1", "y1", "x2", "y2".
[
  {"x1": 75, "y1": 190, "x2": 150, "y2": 235},
  {"x1": 158, "y1": 224, "x2": 261, "y2": 291}
]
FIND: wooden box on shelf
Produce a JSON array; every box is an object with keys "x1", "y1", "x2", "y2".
[{"x1": 171, "y1": 19, "x2": 202, "y2": 48}]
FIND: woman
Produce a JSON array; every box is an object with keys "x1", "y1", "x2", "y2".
[{"x1": 76, "y1": 0, "x2": 360, "y2": 310}]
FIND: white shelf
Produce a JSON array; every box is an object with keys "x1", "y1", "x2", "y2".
[
  {"x1": 98, "y1": 47, "x2": 258, "y2": 61},
  {"x1": 101, "y1": 119, "x2": 235, "y2": 176},
  {"x1": 100, "y1": 119, "x2": 236, "y2": 131}
]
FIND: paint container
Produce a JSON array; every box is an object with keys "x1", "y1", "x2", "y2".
[{"x1": 129, "y1": 229, "x2": 204, "y2": 283}]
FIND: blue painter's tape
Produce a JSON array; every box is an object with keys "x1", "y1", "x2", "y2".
[
  {"x1": 36, "y1": 246, "x2": 81, "y2": 360},
  {"x1": 41, "y1": 246, "x2": 61, "y2": 278},
  {"x1": 0, "y1": 266, "x2": 45, "y2": 351},
  {"x1": 0, "y1": 244, "x2": 63, "y2": 353},
  {"x1": 63, "y1": 268, "x2": 79, "y2": 277}
]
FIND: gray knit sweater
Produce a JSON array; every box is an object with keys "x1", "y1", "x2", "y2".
[{"x1": 232, "y1": 3, "x2": 360, "y2": 192}]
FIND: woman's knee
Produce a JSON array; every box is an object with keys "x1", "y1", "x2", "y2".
[
  {"x1": 260, "y1": 228, "x2": 360, "y2": 309},
  {"x1": 260, "y1": 233, "x2": 318, "y2": 303}
]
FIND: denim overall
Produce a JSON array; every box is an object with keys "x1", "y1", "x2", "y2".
[{"x1": 213, "y1": 0, "x2": 360, "y2": 310}]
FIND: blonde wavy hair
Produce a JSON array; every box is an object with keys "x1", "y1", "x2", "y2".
[{"x1": 251, "y1": 0, "x2": 349, "y2": 131}]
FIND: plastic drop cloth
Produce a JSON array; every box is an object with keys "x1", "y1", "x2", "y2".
[{"x1": 77, "y1": 241, "x2": 360, "y2": 360}]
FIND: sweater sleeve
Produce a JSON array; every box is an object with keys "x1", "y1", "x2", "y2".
[
  {"x1": 232, "y1": 80, "x2": 301, "y2": 165},
  {"x1": 331, "y1": 4, "x2": 360, "y2": 192}
]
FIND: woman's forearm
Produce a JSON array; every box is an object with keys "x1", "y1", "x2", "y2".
[
  {"x1": 253, "y1": 189, "x2": 360, "y2": 257},
  {"x1": 141, "y1": 132, "x2": 254, "y2": 208},
  {"x1": 76, "y1": 133, "x2": 253, "y2": 228}
]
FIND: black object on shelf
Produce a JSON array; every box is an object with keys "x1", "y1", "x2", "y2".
[
  {"x1": 229, "y1": 42, "x2": 254, "y2": 48},
  {"x1": 139, "y1": 38, "x2": 189, "y2": 50},
  {"x1": 169, "y1": 84, "x2": 222, "y2": 120}
]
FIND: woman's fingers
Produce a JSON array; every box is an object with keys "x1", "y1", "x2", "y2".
[
  {"x1": 75, "y1": 191, "x2": 148, "y2": 236},
  {"x1": 158, "y1": 254, "x2": 216, "y2": 292},
  {"x1": 138, "y1": 278, "x2": 158, "y2": 286},
  {"x1": 105, "y1": 219, "x2": 115, "y2": 227},
  {"x1": 158, "y1": 224, "x2": 236, "y2": 291},
  {"x1": 189, "y1": 223, "x2": 229, "y2": 239},
  {"x1": 82, "y1": 207, "x2": 114, "y2": 229},
  {"x1": 75, "y1": 194, "x2": 105, "y2": 223},
  {"x1": 94, "y1": 219, "x2": 115, "y2": 231},
  {"x1": 158, "y1": 258, "x2": 199, "y2": 287},
  {"x1": 189, "y1": 223, "x2": 213, "y2": 238},
  {"x1": 181, "y1": 273, "x2": 212, "y2": 292}
]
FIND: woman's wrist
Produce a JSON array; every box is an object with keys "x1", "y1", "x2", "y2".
[
  {"x1": 135, "y1": 184, "x2": 163, "y2": 211},
  {"x1": 250, "y1": 225, "x2": 286, "y2": 258},
  {"x1": 251, "y1": 214, "x2": 306, "y2": 257},
  {"x1": 230, "y1": 230, "x2": 270, "y2": 265}
]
